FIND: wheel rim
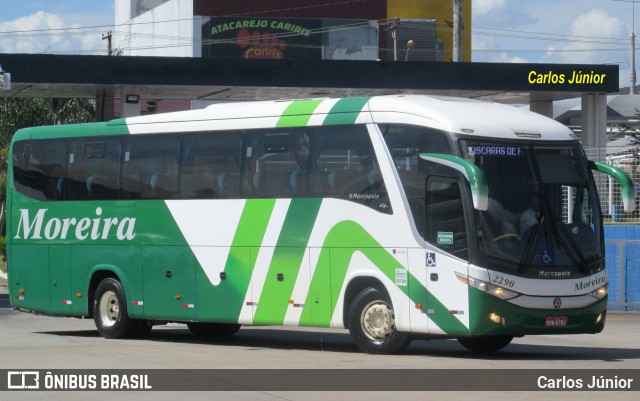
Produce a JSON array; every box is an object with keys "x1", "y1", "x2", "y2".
[
  {"x1": 98, "y1": 290, "x2": 119, "y2": 327},
  {"x1": 360, "y1": 300, "x2": 395, "y2": 341}
]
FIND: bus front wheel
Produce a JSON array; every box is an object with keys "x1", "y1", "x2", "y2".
[
  {"x1": 93, "y1": 278, "x2": 137, "y2": 339},
  {"x1": 457, "y1": 335, "x2": 513, "y2": 353},
  {"x1": 347, "y1": 287, "x2": 411, "y2": 354}
]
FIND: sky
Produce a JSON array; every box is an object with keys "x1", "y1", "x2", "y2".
[
  {"x1": 0, "y1": 0, "x2": 638, "y2": 88},
  {"x1": 473, "y1": 0, "x2": 636, "y2": 88}
]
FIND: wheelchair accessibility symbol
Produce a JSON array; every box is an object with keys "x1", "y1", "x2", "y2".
[{"x1": 426, "y1": 252, "x2": 436, "y2": 267}]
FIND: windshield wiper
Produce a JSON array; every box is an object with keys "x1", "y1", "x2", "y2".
[
  {"x1": 518, "y1": 213, "x2": 544, "y2": 273},
  {"x1": 553, "y1": 217, "x2": 588, "y2": 273}
]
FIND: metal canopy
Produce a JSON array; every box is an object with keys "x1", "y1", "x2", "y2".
[{"x1": 0, "y1": 53, "x2": 619, "y2": 104}]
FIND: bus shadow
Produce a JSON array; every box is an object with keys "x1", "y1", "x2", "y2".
[
  {"x1": 151, "y1": 326, "x2": 361, "y2": 354},
  {"x1": 408, "y1": 340, "x2": 640, "y2": 362},
  {"x1": 41, "y1": 326, "x2": 640, "y2": 361}
]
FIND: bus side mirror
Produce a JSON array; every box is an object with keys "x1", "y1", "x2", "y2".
[
  {"x1": 589, "y1": 160, "x2": 636, "y2": 213},
  {"x1": 420, "y1": 153, "x2": 488, "y2": 211}
]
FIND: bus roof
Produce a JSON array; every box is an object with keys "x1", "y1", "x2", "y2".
[
  {"x1": 12, "y1": 95, "x2": 576, "y2": 142},
  {"x1": 367, "y1": 95, "x2": 576, "y2": 141}
]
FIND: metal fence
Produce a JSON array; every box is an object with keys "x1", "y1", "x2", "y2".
[
  {"x1": 584, "y1": 147, "x2": 640, "y2": 225},
  {"x1": 584, "y1": 148, "x2": 639, "y2": 311},
  {"x1": 605, "y1": 237, "x2": 640, "y2": 311}
]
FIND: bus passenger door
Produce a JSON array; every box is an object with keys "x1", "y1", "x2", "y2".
[{"x1": 422, "y1": 175, "x2": 471, "y2": 335}]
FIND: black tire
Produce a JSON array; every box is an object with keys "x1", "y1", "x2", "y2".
[
  {"x1": 187, "y1": 322, "x2": 241, "y2": 337},
  {"x1": 347, "y1": 287, "x2": 411, "y2": 354},
  {"x1": 93, "y1": 277, "x2": 137, "y2": 339},
  {"x1": 457, "y1": 336, "x2": 513, "y2": 353}
]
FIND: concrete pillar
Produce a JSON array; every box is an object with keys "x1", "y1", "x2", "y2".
[
  {"x1": 581, "y1": 93, "x2": 608, "y2": 214},
  {"x1": 95, "y1": 87, "x2": 115, "y2": 122},
  {"x1": 120, "y1": 87, "x2": 142, "y2": 118},
  {"x1": 529, "y1": 99, "x2": 553, "y2": 118},
  {"x1": 581, "y1": 93, "x2": 607, "y2": 150}
]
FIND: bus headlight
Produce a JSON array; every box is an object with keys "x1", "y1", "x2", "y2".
[
  {"x1": 590, "y1": 284, "x2": 608, "y2": 299},
  {"x1": 456, "y1": 273, "x2": 521, "y2": 300}
]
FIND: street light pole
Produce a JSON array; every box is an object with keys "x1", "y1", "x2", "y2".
[
  {"x1": 405, "y1": 39, "x2": 414, "y2": 61},
  {"x1": 102, "y1": 31, "x2": 113, "y2": 56},
  {"x1": 615, "y1": 0, "x2": 638, "y2": 94},
  {"x1": 385, "y1": 19, "x2": 400, "y2": 61},
  {"x1": 632, "y1": 31, "x2": 637, "y2": 94},
  {"x1": 453, "y1": 0, "x2": 463, "y2": 62}
]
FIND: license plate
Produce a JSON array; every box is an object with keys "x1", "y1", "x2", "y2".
[{"x1": 545, "y1": 316, "x2": 568, "y2": 327}]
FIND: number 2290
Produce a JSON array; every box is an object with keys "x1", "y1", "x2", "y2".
[{"x1": 492, "y1": 275, "x2": 515, "y2": 288}]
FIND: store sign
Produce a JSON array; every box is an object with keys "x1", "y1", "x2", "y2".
[{"x1": 202, "y1": 17, "x2": 321, "y2": 60}]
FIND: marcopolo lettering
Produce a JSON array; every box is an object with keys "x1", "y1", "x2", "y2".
[{"x1": 15, "y1": 207, "x2": 136, "y2": 241}]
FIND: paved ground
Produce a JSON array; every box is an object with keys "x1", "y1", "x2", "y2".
[{"x1": 0, "y1": 277, "x2": 638, "y2": 401}]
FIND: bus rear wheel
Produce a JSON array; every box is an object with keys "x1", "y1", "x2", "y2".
[
  {"x1": 457, "y1": 335, "x2": 513, "y2": 353},
  {"x1": 93, "y1": 277, "x2": 137, "y2": 339},
  {"x1": 187, "y1": 322, "x2": 241, "y2": 337},
  {"x1": 347, "y1": 287, "x2": 411, "y2": 354}
]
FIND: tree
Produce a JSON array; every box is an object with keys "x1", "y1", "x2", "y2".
[{"x1": 0, "y1": 97, "x2": 96, "y2": 231}]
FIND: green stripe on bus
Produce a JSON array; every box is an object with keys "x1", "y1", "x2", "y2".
[
  {"x1": 300, "y1": 220, "x2": 467, "y2": 334},
  {"x1": 231, "y1": 199, "x2": 277, "y2": 247},
  {"x1": 253, "y1": 198, "x2": 322, "y2": 324},
  {"x1": 219, "y1": 199, "x2": 276, "y2": 320},
  {"x1": 322, "y1": 97, "x2": 370, "y2": 126},
  {"x1": 29, "y1": 122, "x2": 130, "y2": 140},
  {"x1": 406, "y1": 274, "x2": 468, "y2": 335},
  {"x1": 276, "y1": 99, "x2": 324, "y2": 128}
]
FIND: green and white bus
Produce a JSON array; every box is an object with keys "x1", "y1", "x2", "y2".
[{"x1": 7, "y1": 95, "x2": 634, "y2": 354}]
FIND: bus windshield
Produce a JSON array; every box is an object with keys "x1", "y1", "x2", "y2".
[{"x1": 461, "y1": 140, "x2": 603, "y2": 278}]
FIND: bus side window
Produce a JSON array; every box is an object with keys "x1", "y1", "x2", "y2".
[
  {"x1": 85, "y1": 139, "x2": 121, "y2": 200},
  {"x1": 147, "y1": 136, "x2": 180, "y2": 199},
  {"x1": 181, "y1": 132, "x2": 243, "y2": 199},
  {"x1": 313, "y1": 125, "x2": 391, "y2": 213},
  {"x1": 214, "y1": 134, "x2": 243, "y2": 198},
  {"x1": 381, "y1": 124, "x2": 455, "y2": 236},
  {"x1": 121, "y1": 140, "x2": 143, "y2": 199},
  {"x1": 124, "y1": 135, "x2": 180, "y2": 200},
  {"x1": 65, "y1": 140, "x2": 89, "y2": 200},
  {"x1": 12, "y1": 141, "x2": 34, "y2": 198},
  {"x1": 243, "y1": 130, "x2": 307, "y2": 198},
  {"x1": 27, "y1": 139, "x2": 66, "y2": 201},
  {"x1": 243, "y1": 134, "x2": 263, "y2": 196},
  {"x1": 425, "y1": 176, "x2": 468, "y2": 260}
]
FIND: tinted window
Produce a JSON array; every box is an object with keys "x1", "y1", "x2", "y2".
[
  {"x1": 182, "y1": 132, "x2": 243, "y2": 198},
  {"x1": 66, "y1": 138, "x2": 121, "y2": 200},
  {"x1": 244, "y1": 129, "x2": 310, "y2": 198},
  {"x1": 311, "y1": 125, "x2": 391, "y2": 213},
  {"x1": 14, "y1": 139, "x2": 66, "y2": 200},
  {"x1": 243, "y1": 125, "x2": 391, "y2": 213},
  {"x1": 12, "y1": 141, "x2": 32, "y2": 198},
  {"x1": 12, "y1": 125, "x2": 391, "y2": 213},
  {"x1": 123, "y1": 135, "x2": 180, "y2": 199},
  {"x1": 426, "y1": 176, "x2": 468, "y2": 260},
  {"x1": 381, "y1": 124, "x2": 453, "y2": 235}
]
